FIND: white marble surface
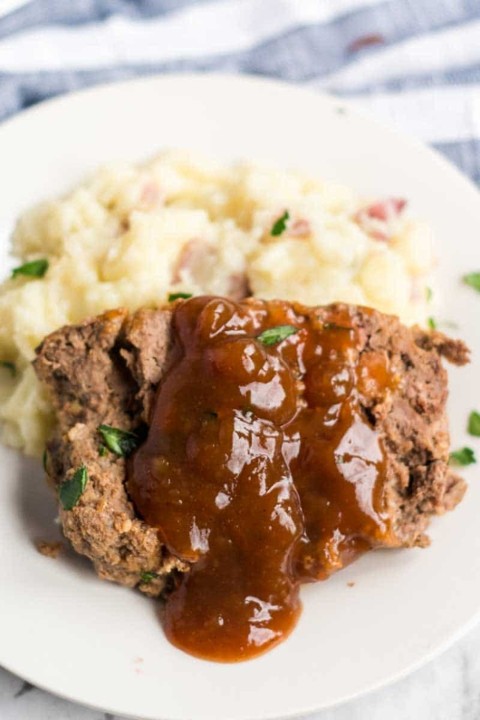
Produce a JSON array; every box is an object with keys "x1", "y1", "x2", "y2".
[{"x1": 2, "y1": 618, "x2": 480, "y2": 720}]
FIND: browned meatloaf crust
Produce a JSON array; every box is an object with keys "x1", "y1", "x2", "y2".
[{"x1": 33, "y1": 301, "x2": 469, "y2": 597}]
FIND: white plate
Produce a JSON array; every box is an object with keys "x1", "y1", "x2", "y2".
[{"x1": 0, "y1": 74, "x2": 479, "y2": 720}]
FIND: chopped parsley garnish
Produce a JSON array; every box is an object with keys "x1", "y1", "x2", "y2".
[
  {"x1": 449, "y1": 447, "x2": 476, "y2": 467},
  {"x1": 323, "y1": 322, "x2": 352, "y2": 332},
  {"x1": 427, "y1": 317, "x2": 437, "y2": 330},
  {"x1": 12, "y1": 258, "x2": 49, "y2": 279},
  {"x1": 468, "y1": 411, "x2": 480, "y2": 437},
  {"x1": 59, "y1": 465, "x2": 88, "y2": 510},
  {"x1": 140, "y1": 571, "x2": 159, "y2": 584},
  {"x1": 98, "y1": 444, "x2": 108, "y2": 457},
  {"x1": 98, "y1": 425, "x2": 139, "y2": 457},
  {"x1": 271, "y1": 210, "x2": 290, "y2": 237},
  {"x1": 426, "y1": 287, "x2": 433, "y2": 302},
  {"x1": 256, "y1": 325, "x2": 298, "y2": 346},
  {"x1": 0, "y1": 361, "x2": 15, "y2": 376},
  {"x1": 463, "y1": 272, "x2": 480, "y2": 293},
  {"x1": 168, "y1": 292, "x2": 193, "y2": 302}
]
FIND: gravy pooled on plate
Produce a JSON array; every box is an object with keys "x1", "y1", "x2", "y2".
[{"x1": 129, "y1": 296, "x2": 397, "y2": 662}]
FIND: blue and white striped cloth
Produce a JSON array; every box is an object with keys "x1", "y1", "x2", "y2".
[
  {"x1": 0, "y1": 0, "x2": 480, "y2": 183},
  {"x1": 1, "y1": 2, "x2": 480, "y2": 720}
]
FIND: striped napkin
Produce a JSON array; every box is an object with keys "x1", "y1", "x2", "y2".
[{"x1": 0, "y1": 0, "x2": 479, "y2": 183}]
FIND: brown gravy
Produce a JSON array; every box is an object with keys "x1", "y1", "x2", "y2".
[{"x1": 128, "y1": 296, "x2": 396, "y2": 662}]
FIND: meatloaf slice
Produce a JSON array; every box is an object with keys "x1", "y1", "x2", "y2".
[
  {"x1": 34, "y1": 308, "x2": 187, "y2": 597},
  {"x1": 33, "y1": 300, "x2": 468, "y2": 595},
  {"x1": 349, "y1": 307, "x2": 468, "y2": 548}
]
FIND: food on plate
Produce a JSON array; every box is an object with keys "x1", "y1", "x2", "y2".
[
  {"x1": 0, "y1": 151, "x2": 434, "y2": 456},
  {"x1": 34, "y1": 539, "x2": 63, "y2": 559},
  {"x1": 34, "y1": 295, "x2": 467, "y2": 662}
]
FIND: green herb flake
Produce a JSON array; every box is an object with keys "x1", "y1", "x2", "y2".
[
  {"x1": 59, "y1": 465, "x2": 88, "y2": 510},
  {"x1": 168, "y1": 292, "x2": 193, "y2": 302},
  {"x1": 98, "y1": 424, "x2": 139, "y2": 457},
  {"x1": 468, "y1": 411, "x2": 480, "y2": 437},
  {"x1": 463, "y1": 272, "x2": 480, "y2": 293},
  {"x1": 98, "y1": 444, "x2": 108, "y2": 457},
  {"x1": 140, "y1": 571, "x2": 159, "y2": 584},
  {"x1": 427, "y1": 317, "x2": 437, "y2": 330},
  {"x1": 323, "y1": 322, "x2": 352, "y2": 332},
  {"x1": 426, "y1": 287, "x2": 433, "y2": 302},
  {"x1": 0, "y1": 361, "x2": 16, "y2": 377},
  {"x1": 12, "y1": 258, "x2": 49, "y2": 279},
  {"x1": 449, "y1": 447, "x2": 476, "y2": 467},
  {"x1": 256, "y1": 324, "x2": 298, "y2": 346},
  {"x1": 271, "y1": 210, "x2": 290, "y2": 237},
  {"x1": 42, "y1": 449, "x2": 48, "y2": 473}
]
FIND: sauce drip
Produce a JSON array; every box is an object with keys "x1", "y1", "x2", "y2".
[{"x1": 129, "y1": 297, "x2": 396, "y2": 662}]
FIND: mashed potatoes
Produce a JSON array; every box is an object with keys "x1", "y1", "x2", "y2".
[{"x1": 0, "y1": 150, "x2": 433, "y2": 456}]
